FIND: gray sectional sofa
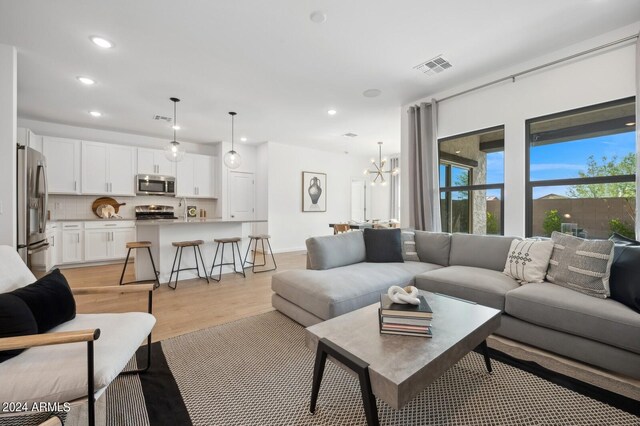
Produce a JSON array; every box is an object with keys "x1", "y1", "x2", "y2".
[{"x1": 271, "y1": 231, "x2": 640, "y2": 379}]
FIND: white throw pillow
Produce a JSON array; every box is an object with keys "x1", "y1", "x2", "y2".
[{"x1": 503, "y1": 239, "x2": 555, "y2": 283}]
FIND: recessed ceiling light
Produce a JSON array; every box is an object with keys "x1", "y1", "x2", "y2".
[
  {"x1": 625, "y1": 122, "x2": 636, "y2": 126},
  {"x1": 172, "y1": 125, "x2": 181, "y2": 130},
  {"x1": 309, "y1": 11, "x2": 327, "y2": 24},
  {"x1": 76, "y1": 76, "x2": 96, "y2": 85},
  {"x1": 89, "y1": 36, "x2": 114, "y2": 49},
  {"x1": 240, "y1": 137, "x2": 247, "y2": 142},
  {"x1": 89, "y1": 111, "x2": 102, "y2": 117},
  {"x1": 327, "y1": 109, "x2": 337, "y2": 116},
  {"x1": 363, "y1": 89, "x2": 381, "y2": 98}
]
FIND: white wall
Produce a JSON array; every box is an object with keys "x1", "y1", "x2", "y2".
[
  {"x1": 17, "y1": 118, "x2": 216, "y2": 156},
  {"x1": 0, "y1": 44, "x2": 17, "y2": 247},
  {"x1": 266, "y1": 142, "x2": 374, "y2": 252},
  {"x1": 401, "y1": 23, "x2": 640, "y2": 236}
]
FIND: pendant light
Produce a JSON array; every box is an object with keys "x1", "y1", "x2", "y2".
[
  {"x1": 224, "y1": 111, "x2": 242, "y2": 169},
  {"x1": 363, "y1": 141, "x2": 399, "y2": 185},
  {"x1": 164, "y1": 97, "x2": 185, "y2": 162}
]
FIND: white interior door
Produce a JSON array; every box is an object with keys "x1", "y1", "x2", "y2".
[
  {"x1": 351, "y1": 178, "x2": 368, "y2": 222},
  {"x1": 229, "y1": 171, "x2": 255, "y2": 220}
]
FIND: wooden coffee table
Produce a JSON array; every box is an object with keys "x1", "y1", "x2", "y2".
[{"x1": 305, "y1": 291, "x2": 502, "y2": 425}]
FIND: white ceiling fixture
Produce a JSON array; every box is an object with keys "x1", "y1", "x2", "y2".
[
  {"x1": 164, "y1": 97, "x2": 185, "y2": 162},
  {"x1": 88, "y1": 110, "x2": 102, "y2": 117},
  {"x1": 76, "y1": 76, "x2": 95, "y2": 85},
  {"x1": 240, "y1": 137, "x2": 247, "y2": 142},
  {"x1": 89, "y1": 36, "x2": 114, "y2": 49},
  {"x1": 363, "y1": 89, "x2": 381, "y2": 98},
  {"x1": 327, "y1": 109, "x2": 337, "y2": 116},
  {"x1": 224, "y1": 112, "x2": 241, "y2": 169},
  {"x1": 343, "y1": 133, "x2": 358, "y2": 138},
  {"x1": 309, "y1": 11, "x2": 327, "y2": 24},
  {"x1": 364, "y1": 141, "x2": 399, "y2": 186},
  {"x1": 414, "y1": 54, "x2": 453, "y2": 76}
]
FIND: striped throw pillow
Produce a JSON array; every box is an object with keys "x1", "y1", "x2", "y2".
[
  {"x1": 546, "y1": 231, "x2": 615, "y2": 298},
  {"x1": 401, "y1": 230, "x2": 420, "y2": 262}
]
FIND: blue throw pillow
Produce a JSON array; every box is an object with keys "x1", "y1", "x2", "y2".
[{"x1": 363, "y1": 228, "x2": 404, "y2": 263}]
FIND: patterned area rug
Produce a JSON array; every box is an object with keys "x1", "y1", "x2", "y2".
[{"x1": 104, "y1": 311, "x2": 640, "y2": 426}]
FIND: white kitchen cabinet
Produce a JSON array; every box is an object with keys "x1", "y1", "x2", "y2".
[
  {"x1": 137, "y1": 148, "x2": 176, "y2": 176},
  {"x1": 42, "y1": 137, "x2": 81, "y2": 194},
  {"x1": 176, "y1": 153, "x2": 215, "y2": 198},
  {"x1": 82, "y1": 141, "x2": 136, "y2": 196},
  {"x1": 61, "y1": 223, "x2": 84, "y2": 263},
  {"x1": 84, "y1": 221, "x2": 136, "y2": 261},
  {"x1": 176, "y1": 154, "x2": 196, "y2": 197},
  {"x1": 109, "y1": 144, "x2": 136, "y2": 195}
]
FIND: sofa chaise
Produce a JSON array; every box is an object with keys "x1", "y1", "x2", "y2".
[{"x1": 271, "y1": 231, "x2": 640, "y2": 379}]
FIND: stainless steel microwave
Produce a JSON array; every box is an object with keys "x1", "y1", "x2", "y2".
[{"x1": 135, "y1": 174, "x2": 176, "y2": 196}]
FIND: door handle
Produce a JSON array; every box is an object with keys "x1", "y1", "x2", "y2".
[{"x1": 36, "y1": 164, "x2": 48, "y2": 234}]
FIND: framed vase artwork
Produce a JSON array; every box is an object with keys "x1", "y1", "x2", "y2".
[{"x1": 302, "y1": 171, "x2": 327, "y2": 212}]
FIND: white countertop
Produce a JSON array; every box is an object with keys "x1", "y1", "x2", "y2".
[
  {"x1": 135, "y1": 218, "x2": 267, "y2": 226},
  {"x1": 51, "y1": 218, "x2": 134, "y2": 222}
]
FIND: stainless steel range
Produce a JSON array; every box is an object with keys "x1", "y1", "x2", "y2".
[{"x1": 135, "y1": 205, "x2": 177, "y2": 221}]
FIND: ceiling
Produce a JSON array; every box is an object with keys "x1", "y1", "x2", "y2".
[{"x1": 0, "y1": 1, "x2": 638, "y2": 155}]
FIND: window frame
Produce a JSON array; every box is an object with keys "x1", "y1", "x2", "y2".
[
  {"x1": 438, "y1": 125, "x2": 505, "y2": 235},
  {"x1": 524, "y1": 96, "x2": 636, "y2": 237}
]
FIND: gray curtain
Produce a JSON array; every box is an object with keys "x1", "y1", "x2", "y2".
[
  {"x1": 636, "y1": 31, "x2": 639, "y2": 239},
  {"x1": 389, "y1": 157, "x2": 400, "y2": 220},
  {"x1": 408, "y1": 100, "x2": 442, "y2": 231}
]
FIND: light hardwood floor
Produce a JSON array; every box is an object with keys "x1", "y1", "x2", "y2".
[{"x1": 63, "y1": 251, "x2": 307, "y2": 342}]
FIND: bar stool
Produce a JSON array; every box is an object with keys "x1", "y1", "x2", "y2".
[
  {"x1": 209, "y1": 237, "x2": 246, "y2": 282},
  {"x1": 168, "y1": 240, "x2": 209, "y2": 290},
  {"x1": 119, "y1": 241, "x2": 160, "y2": 289},
  {"x1": 243, "y1": 234, "x2": 277, "y2": 273}
]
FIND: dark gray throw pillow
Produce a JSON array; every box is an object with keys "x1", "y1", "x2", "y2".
[
  {"x1": 11, "y1": 269, "x2": 76, "y2": 333},
  {"x1": 609, "y1": 234, "x2": 640, "y2": 313},
  {"x1": 0, "y1": 293, "x2": 38, "y2": 362},
  {"x1": 363, "y1": 228, "x2": 403, "y2": 263}
]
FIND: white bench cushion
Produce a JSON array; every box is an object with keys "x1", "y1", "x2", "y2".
[
  {"x1": 0, "y1": 312, "x2": 155, "y2": 405},
  {"x1": 0, "y1": 246, "x2": 36, "y2": 293}
]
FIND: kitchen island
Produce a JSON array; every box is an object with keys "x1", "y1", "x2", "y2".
[{"x1": 135, "y1": 218, "x2": 267, "y2": 284}]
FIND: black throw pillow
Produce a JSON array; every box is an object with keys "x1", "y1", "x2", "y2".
[
  {"x1": 363, "y1": 228, "x2": 404, "y2": 263},
  {"x1": 609, "y1": 235, "x2": 640, "y2": 313},
  {"x1": 11, "y1": 269, "x2": 76, "y2": 333},
  {"x1": 0, "y1": 293, "x2": 38, "y2": 362},
  {"x1": 610, "y1": 232, "x2": 640, "y2": 247}
]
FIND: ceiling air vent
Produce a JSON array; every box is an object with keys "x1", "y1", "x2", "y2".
[
  {"x1": 343, "y1": 133, "x2": 358, "y2": 138},
  {"x1": 153, "y1": 114, "x2": 173, "y2": 123},
  {"x1": 414, "y1": 55, "x2": 452, "y2": 76}
]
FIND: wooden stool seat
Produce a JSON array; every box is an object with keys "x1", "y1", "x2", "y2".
[
  {"x1": 172, "y1": 240, "x2": 205, "y2": 247},
  {"x1": 214, "y1": 237, "x2": 241, "y2": 244},
  {"x1": 126, "y1": 241, "x2": 152, "y2": 249},
  {"x1": 119, "y1": 242, "x2": 159, "y2": 288},
  {"x1": 243, "y1": 235, "x2": 277, "y2": 273},
  {"x1": 248, "y1": 234, "x2": 271, "y2": 239}
]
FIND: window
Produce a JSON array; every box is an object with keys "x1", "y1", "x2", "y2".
[
  {"x1": 439, "y1": 126, "x2": 505, "y2": 235},
  {"x1": 526, "y1": 97, "x2": 636, "y2": 239}
]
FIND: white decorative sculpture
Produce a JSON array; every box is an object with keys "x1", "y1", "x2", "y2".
[{"x1": 387, "y1": 285, "x2": 420, "y2": 305}]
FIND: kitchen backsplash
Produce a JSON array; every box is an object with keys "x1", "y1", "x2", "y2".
[{"x1": 49, "y1": 195, "x2": 218, "y2": 220}]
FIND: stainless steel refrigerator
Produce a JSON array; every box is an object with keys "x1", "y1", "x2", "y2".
[{"x1": 17, "y1": 146, "x2": 49, "y2": 266}]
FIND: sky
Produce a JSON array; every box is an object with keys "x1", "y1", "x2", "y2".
[{"x1": 485, "y1": 131, "x2": 636, "y2": 198}]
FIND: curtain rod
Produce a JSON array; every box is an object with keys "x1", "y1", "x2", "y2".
[{"x1": 437, "y1": 33, "x2": 639, "y2": 103}]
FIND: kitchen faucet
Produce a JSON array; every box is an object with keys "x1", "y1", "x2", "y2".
[{"x1": 178, "y1": 197, "x2": 188, "y2": 219}]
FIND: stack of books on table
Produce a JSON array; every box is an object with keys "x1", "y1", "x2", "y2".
[{"x1": 378, "y1": 294, "x2": 433, "y2": 338}]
